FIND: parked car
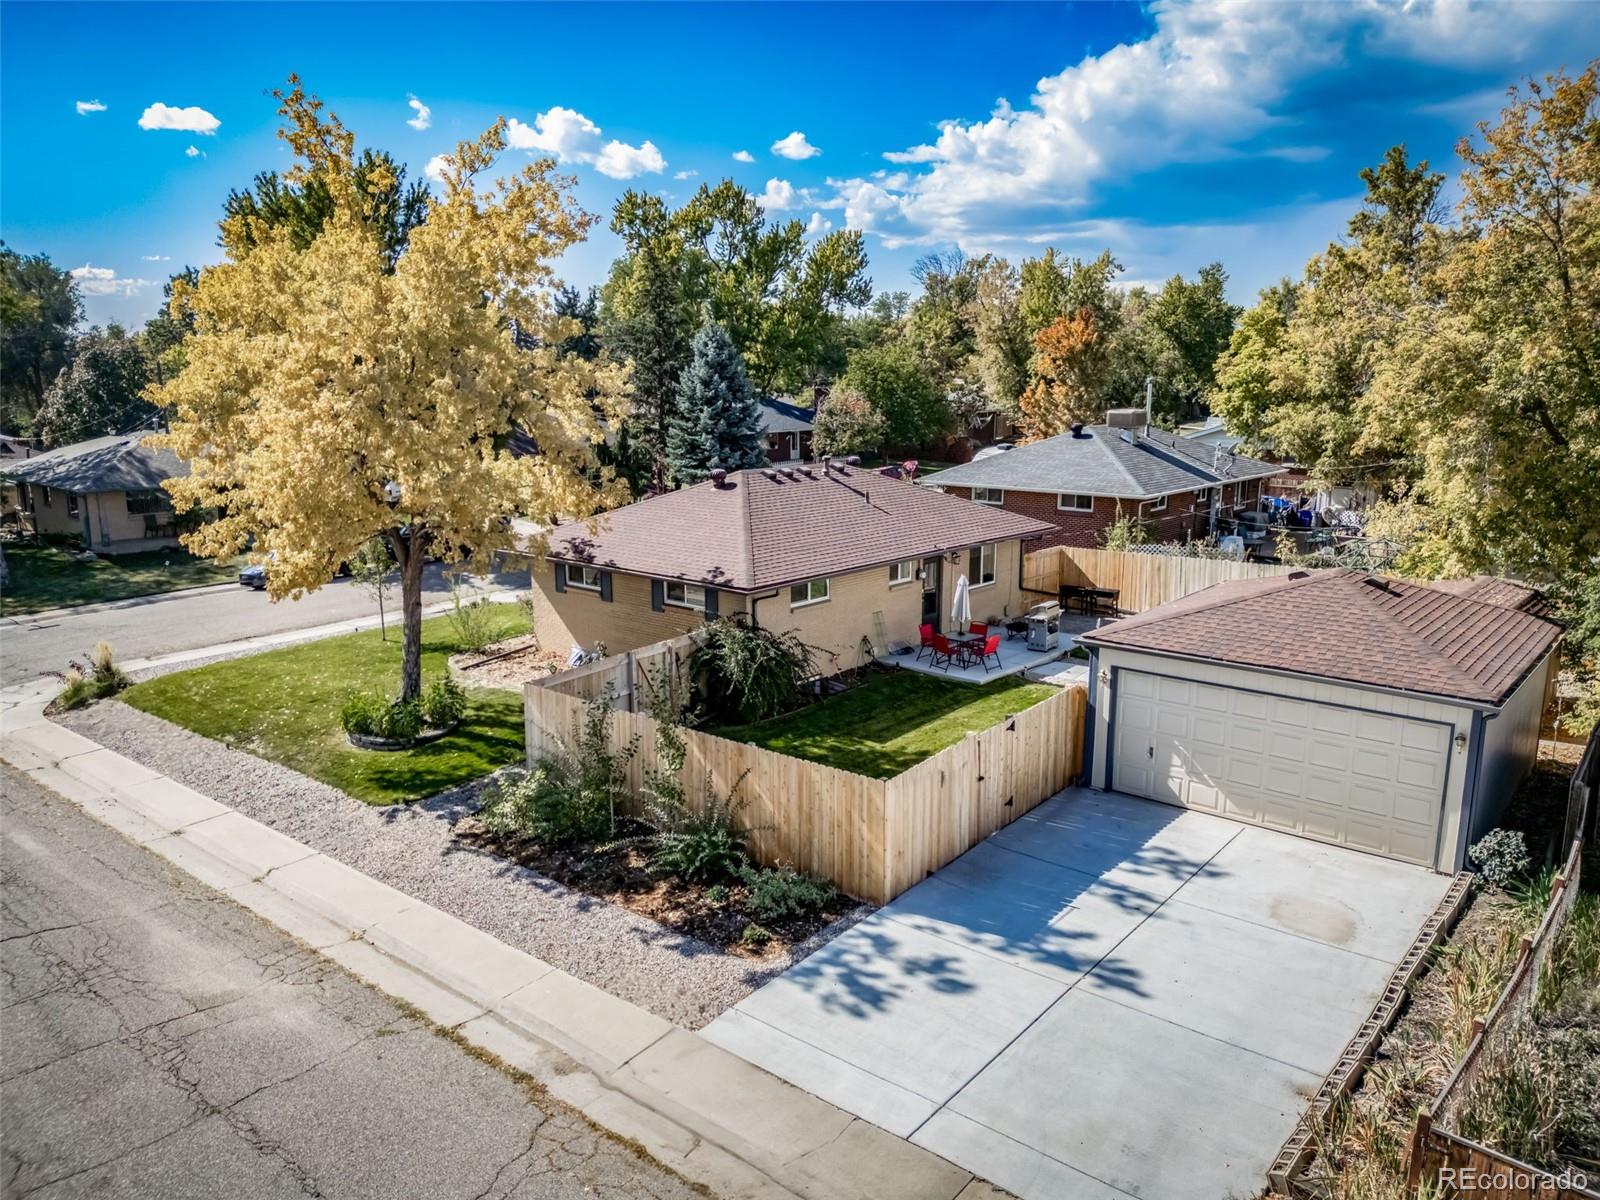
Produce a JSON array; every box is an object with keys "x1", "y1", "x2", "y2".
[{"x1": 238, "y1": 550, "x2": 358, "y2": 590}]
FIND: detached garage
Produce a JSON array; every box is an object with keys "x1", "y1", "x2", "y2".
[{"x1": 1079, "y1": 570, "x2": 1562, "y2": 872}]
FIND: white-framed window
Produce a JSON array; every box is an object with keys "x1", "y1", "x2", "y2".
[
  {"x1": 971, "y1": 542, "x2": 997, "y2": 588},
  {"x1": 566, "y1": 564, "x2": 604, "y2": 591},
  {"x1": 888, "y1": 559, "x2": 916, "y2": 587},
  {"x1": 971, "y1": 486, "x2": 1004, "y2": 506},
  {"x1": 790, "y1": 578, "x2": 830, "y2": 608},
  {"x1": 664, "y1": 581, "x2": 706, "y2": 610},
  {"x1": 1057, "y1": 493, "x2": 1093, "y2": 513},
  {"x1": 1142, "y1": 495, "x2": 1169, "y2": 514}
]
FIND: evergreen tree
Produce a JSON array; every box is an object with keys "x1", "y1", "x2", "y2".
[{"x1": 666, "y1": 323, "x2": 766, "y2": 484}]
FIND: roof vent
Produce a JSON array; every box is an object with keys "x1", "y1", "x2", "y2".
[
  {"x1": 761, "y1": 468, "x2": 778, "y2": 481},
  {"x1": 1287, "y1": 570, "x2": 1311, "y2": 580},
  {"x1": 1070, "y1": 422, "x2": 1085, "y2": 438},
  {"x1": 710, "y1": 467, "x2": 728, "y2": 488},
  {"x1": 845, "y1": 455, "x2": 861, "y2": 466}
]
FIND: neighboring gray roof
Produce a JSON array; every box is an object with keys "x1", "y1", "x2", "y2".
[
  {"x1": 541, "y1": 463, "x2": 1053, "y2": 592},
  {"x1": 928, "y1": 424, "x2": 1282, "y2": 498},
  {"x1": 758, "y1": 398, "x2": 815, "y2": 435},
  {"x1": 1080, "y1": 569, "x2": 1563, "y2": 707},
  {"x1": 1, "y1": 434, "x2": 186, "y2": 493}
]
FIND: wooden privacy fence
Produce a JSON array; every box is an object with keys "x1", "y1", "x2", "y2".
[
  {"x1": 523, "y1": 681, "x2": 1086, "y2": 904},
  {"x1": 537, "y1": 632, "x2": 698, "y2": 709},
  {"x1": 1021, "y1": 545, "x2": 1304, "y2": 612}
]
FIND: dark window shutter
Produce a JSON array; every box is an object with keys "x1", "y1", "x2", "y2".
[
  {"x1": 650, "y1": 579, "x2": 664, "y2": 611},
  {"x1": 552, "y1": 563, "x2": 566, "y2": 593},
  {"x1": 969, "y1": 546, "x2": 980, "y2": 575},
  {"x1": 704, "y1": 588, "x2": 719, "y2": 619},
  {"x1": 599, "y1": 571, "x2": 614, "y2": 602}
]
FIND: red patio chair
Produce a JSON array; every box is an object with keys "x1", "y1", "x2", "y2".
[
  {"x1": 916, "y1": 623, "x2": 935, "y2": 661},
  {"x1": 968, "y1": 622, "x2": 988, "y2": 637},
  {"x1": 930, "y1": 633, "x2": 957, "y2": 672},
  {"x1": 976, "y1": 634, "x2": 1002, "y2": 673}
]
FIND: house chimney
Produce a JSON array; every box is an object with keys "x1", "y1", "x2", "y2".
[{"x1": 1105, "y1": 408, "x2": 1144, "y2": 431}]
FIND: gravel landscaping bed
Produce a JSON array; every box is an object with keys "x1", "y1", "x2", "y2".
[{"x1": 54, "y1": 699, "x2": 871, "y2": 1029}]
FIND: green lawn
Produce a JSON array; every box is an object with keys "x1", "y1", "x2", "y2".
[
  {"x1": 122, "y1": 609, "x2": 528, "y2": 805},
  {"x1": 717, "y1": 670, "x2": 1057, "y2": 779},
  {"x1": 1, "y1": 545, "x2": 241, "y2": 616}
]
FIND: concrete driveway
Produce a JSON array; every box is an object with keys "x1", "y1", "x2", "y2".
[{"x1": 705, "y1": 788, "x2": 1453, "y2": 1200}]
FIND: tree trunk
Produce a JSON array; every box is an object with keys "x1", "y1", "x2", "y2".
[{"x1": 393, "y1": 530, "x2": 426, "y2": 702}]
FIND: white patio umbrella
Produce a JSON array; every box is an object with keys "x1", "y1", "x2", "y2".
[{"x1": 951, "y1": 574, "x2": 972, "y2": 629}]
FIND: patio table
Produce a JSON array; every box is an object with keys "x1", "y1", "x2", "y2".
[{"x1": 950, "y1": 634, "x2": 983, "y2": 668}]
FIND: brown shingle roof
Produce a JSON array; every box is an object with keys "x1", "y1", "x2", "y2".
[
  {"x1": 1427, "y1": 575, "x2": 1555, "y2": 619},
  {"x1": 541, "y1": 464, "x2": 1054, "y2": 592},
  {"x1": 1080, "y1": 569, "x2": 1562, "y2": 707}
]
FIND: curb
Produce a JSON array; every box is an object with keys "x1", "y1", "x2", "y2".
[
  {"x1": 0, "y1": 709, "x2": 999, "y2": 1200},
  {"x1": 4, "y1": 579, "x2": 244, "y2": 624}
]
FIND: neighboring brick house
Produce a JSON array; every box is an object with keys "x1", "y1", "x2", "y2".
[
  {"x1": 927, "y1": 420, "x2": 1283, "y2": 550},
  {"x1": 527, "y1": 461, "x2": 1053, "y2": 673},
  {"x1": 2, "y1": 433, "x2": 188, "y2": 554},
  {"x1": 758, "y1": 398, "x2": 814, "y2": 463}
]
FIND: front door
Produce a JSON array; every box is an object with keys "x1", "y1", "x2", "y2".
[{"x1": 921, "y1": 557, "x2": 941, "y2": 629}]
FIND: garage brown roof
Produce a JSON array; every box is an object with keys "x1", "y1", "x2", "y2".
[
  {"x1": 539, "y1": 463, "x2": 1054, "y2": 593},
  {"x1": 1079, "y1": 569, "x2": 1563, "y2": 707}
]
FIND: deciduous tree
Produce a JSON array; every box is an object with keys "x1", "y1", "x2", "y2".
[
  {"x1": 0, "y1": 243, "x2": 82, "y2": 434},
  {"x1": 1019, "y1": 309, "x2": 1105, "y2": 438},
  {"x1": 156, "y1": 78, "x2": 628, "y2": 702},
  {"x1": 35, "y1": 325, "x2": 156, "y2": 447},
  {"x1": 838, "y1": 342, "x2": 946, "y2": 450},
  {"x1": 811, "y1": 384, "x2": 885, "y2": 457}
]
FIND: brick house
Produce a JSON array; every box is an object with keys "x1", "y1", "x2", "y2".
[
  {"x1": 927, "y1": 420, "x2": 1283, "y2": 550},
  {"x1": 2, "y1": 433, "x2": 188, "y2": 554},
  {"x1": 758, "y1": 398, "x2": 814, "y2": 463},
  {"x1": 527, "y1": 461, "x2": 1053, "y2": 673}
]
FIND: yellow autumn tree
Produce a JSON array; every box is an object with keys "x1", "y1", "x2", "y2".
[
  {"x1": 154, "y1": 79, "x2": 629, "y2": 700},
  {"x1": 1017, "y1": 308, "x2": 1105, "y2": 440}
]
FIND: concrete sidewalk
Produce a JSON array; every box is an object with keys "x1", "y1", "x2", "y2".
[{"x1": 0, "y1": 687, "x2": 1001, "y2": 1200}]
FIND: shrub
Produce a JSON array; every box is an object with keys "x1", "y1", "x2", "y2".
[
  {"x1": 645, "y1": 773, "x2": 751, "y2": 883},
  {"x1": 1469, "y1": 828, "x2": 1532, "y2": 889},
  {"x1": 741, "y1": 864, "x2": 836, "y2": 922},
  {"x1": 52, "y1": 641, "x2": 129, "y2": 711},
  {"x1": 479, "y1": 691, "x2": 636, "y2": 846},
  {"x1": 741, "y1": 923, "x2": 773, "y2": 947},
  {"x1": 448, "y1": 573, "x2": 500, "y2": 653},
  {"x1": 692, "y1": 618, "x2": 815, "y2": 725},
  {"x1": 340, "y1": 691, "x2": 424, "y2": 740},
  {"x1": 420, "y1": 678, "x2": 467, "y2": 728}
]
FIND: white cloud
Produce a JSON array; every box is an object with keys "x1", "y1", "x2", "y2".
[
  {"x1": 185, "y1": 145, "x2": 203, "y2": 158},
  {"x1": 595, "y1": 139, "x2": 665, "y2": 179},
  {"x1": 806, "y1": 212, "x2": 832, "y2": 236},
  {"x1": 758, "y1": 178, "x2": 799, "y2": 211},
  {"x1": 140, "y1": 255, "x2": 170, "y2": 262},
  {"x1": 406, "y1": 95, "x2": 432, "y2": 131},
  {"x1": 770, "y1": 131, "x2": 821, "y2": 160},
  {"x1": 70, "y1": 264, "x2": 157, "y2": 297},
  {"x1": 76, "y1": 99, "x2": 106, "y2": 115},
  {"x1": 732, "y1": 149, "x2": 755, "y2": 163},
  {"x1": 674, "y1": 169, "x2": 698, "y2": 180},
  {"x1": 424, "y1": 154, "x2": 451, "y2": 185},
  {"x1": 506, "y1": 106, "x2": 666, "y2": 179},
  {"x1": 821, "y1": 0, "x2": 1597, "y2": 251},
  {"x1": 138, "y1": 102, "x2": 220, "y2": 135}
]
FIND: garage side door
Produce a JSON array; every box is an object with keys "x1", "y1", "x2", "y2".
[{"x1": 1112, "y1": 672, "x2": 1448, "y2": 867}]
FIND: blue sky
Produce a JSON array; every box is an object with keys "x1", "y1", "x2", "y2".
[{"x1": 3, "y1": 1, "x2": 1594, "y2": 329}]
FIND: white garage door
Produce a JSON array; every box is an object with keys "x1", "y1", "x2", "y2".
[{"x1": 1111, "y1": 671, "x2": 1449, "y2": 867}]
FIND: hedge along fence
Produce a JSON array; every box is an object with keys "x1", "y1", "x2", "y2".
[
  {"x1": 523, "y1": 680, "x2": 1087, "y2": 904},
  {"x1": 1021, "y1": 544, "x2": 1304, "y2": 612}
]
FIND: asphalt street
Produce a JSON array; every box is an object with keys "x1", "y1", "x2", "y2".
[
  {"x1": 0, "y1": 562, "x2": 531, "y2": 686},
  {"x1": 0, "y1": 763, "x2": 705, "y2": 1200}
]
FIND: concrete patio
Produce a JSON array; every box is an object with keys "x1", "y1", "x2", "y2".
[
  {"x1": 877, "y1": 614, "x2": 1108, "y2": 684},
  {"x1": 705, "y1": 787, "x2": 1454, "y2": 1200}
]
